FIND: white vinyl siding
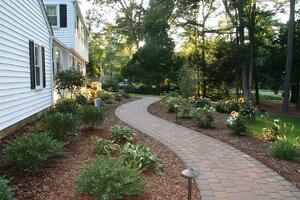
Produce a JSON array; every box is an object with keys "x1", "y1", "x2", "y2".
[
  {"x1": 0, "y1": 0, "x2": 52, "y2": 131},
  {"x1": 44, "y1": 0, "x2": 89, "y2": 62}
]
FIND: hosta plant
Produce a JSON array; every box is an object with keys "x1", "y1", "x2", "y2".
[
  {"x1": 121, "y1": 143, "x2": 163, "y2": 173},
  {"x1": 91, "y1": 136, "x2": 119, "y2": 155},
  {"x1": 110, "y1": 125, "x2": 134, "y2": 143}
]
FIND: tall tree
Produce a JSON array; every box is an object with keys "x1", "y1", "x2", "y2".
[{"x1": 282, "y1": 0, "x2": 296, "y2": 113}]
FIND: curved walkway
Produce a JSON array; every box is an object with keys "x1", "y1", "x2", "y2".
[{"x1": 116, "y1": 97, "x2": 300, "y2": 200}]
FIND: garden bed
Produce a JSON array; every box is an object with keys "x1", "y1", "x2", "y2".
[
  {"x1": 0, "y1": 98, "x2": 200, "y2": 200},
  {"x1": 148, "y1": 100, "x2": 300, "y2": 189}
]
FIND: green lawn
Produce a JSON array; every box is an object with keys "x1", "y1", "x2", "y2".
[
  {"x1": 248, "y1": 114, "x2": 300, "y2": 139},
  {"x1": 259, "y1": 94, "x2": 283, "y2": 100}
]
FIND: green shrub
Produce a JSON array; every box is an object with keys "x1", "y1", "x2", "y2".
[
  {"x1": 102, "y1": 77, "x2": 119, "y2": 92},
  {"x1": 43, "y1": 112, "x2": 78, "y2": 139},
  {"x1": 263, "y1": 119, "x2": 294, "y2": 141},
  {"x1": 162, "y1": 96, "x2": 184, "y2": 113},
  {"x1": 191, "y1": 108, "x2": 214, "y2": 128},
  {"x1": 267, "y1": 136, "x2": 299, "y2": 160},
  {"x1": 75, "y1": 94, "x2": 89, "y2": 105},
  {"x1": 121, "y1": 143, "x2": 163, "y2": 173},
  {"x1": 55, "y1": 69, "x2": 86, "y2": 98},
  {"x1": 76, "y1": 157, "x2": 145, "y2": 200},
  {"x1": 91, "y1": 136, "x2": 119, "y2": 155},
  {"x1": 99, "y1": 91, "x2": 114, "y2": 104},
  {"x1": 115, "y1": 92, "x2": 122, "y2": 102},
  {"x1": 214, "y1": 102, "x2": 227, "y2": 113},
  {"x1": 78, "y1": 105, "x2": 106, "y2": 128},
  {"x1": 0, "y1": 177, "x2": 15, "y2": 200},
  {"x1": 110, "y1": 125, "x2": 134, "y2": 143},
  {"x1": 54, "y1": 98, "x2": 79, "y2": 114},
  {"x1": 3, "y1": 132, "x2": 65, "y2": 170},
  {"x1": 194, "y1": 98, "x2": 211, "y2": 108},
  {"x1": 226, "y1": 112, "x2": 247, "y2": 134},
  {"x1": 121, "y1": 91, "x2": 130, "y2": 99},
  {"x1": 177, "y1": 98, "x2": 193, "y2": 118}
]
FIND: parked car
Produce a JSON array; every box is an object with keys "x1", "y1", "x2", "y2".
[{"x1": 118, "y1": 79, "x2": 133, "y2": 90}]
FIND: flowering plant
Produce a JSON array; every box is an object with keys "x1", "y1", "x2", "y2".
[
  {"x1": 263, "y1": 119, "x2": 294, "y2": 141},
  {"x1": 226, "y1": 111, "x2": 247, "y2": 134}
]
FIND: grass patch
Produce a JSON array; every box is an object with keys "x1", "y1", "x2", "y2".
[
  {"x1": 259, "y1": 94, "x2": 283, "y2": 100},
  {"x1": 248, "y1": 114, "x2": 300, "y2": 139}
]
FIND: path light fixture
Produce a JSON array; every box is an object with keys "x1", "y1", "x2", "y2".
[{"x1": 181, "y1": 168, "x2": 200, "y2": 200}]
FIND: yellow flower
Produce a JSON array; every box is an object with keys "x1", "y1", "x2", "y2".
[
  {"x1": 231, "y1": 111, "x2": 239, "y2": 118},
  {"x1": 238, "y1": 97, "x2": 245, "y2": 103}
]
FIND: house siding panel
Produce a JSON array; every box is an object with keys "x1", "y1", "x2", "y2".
[{"x1": 0, "y1": 0, "x2": 53, "y2": 131}]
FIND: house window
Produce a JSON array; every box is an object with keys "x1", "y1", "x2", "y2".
[
  {"x1": 46, "y1": 5, "x2": 58, "y2": 26},
  {"x1": 34, "y1": 45, "x2": 42, "y2": 87}
]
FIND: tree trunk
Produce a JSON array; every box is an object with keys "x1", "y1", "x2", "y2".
[
  {"x1": 237, "y1": 4, "x2": 250, "y2": 99},
  {"x1": 282, "y1": 0, "x2": 296, "y2": 113},
  {"x1": 254, "y1": 65, "x2": 260, "y2": 105},
  {"x1": 248, "y1": 2, "x2": 256, "y2": 102},
  {"x1": 297, "y1": 80, "x2": 300, "y2": 109}
]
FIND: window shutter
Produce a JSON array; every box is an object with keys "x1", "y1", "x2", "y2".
[
  {"x1": 60, "y1": 4, "x2": 67, "y2": 28},
  {"x1": 42, "y1": 47, "x2": 46, "y2": 88},
  {"x1": 29, "y1": 40, "x2": 35, "y2": 89}
]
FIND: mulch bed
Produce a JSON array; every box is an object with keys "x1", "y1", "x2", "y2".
[
  {"x1": 148, "y1": 101, "x2": 300, "y2": 189},
  {"x1": 0, "y1": 98, "x2": 201, "y2": 200}
]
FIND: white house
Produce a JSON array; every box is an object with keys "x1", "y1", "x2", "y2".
[
  {"x1": 0, "y1": 0, "x2": 54, "y2": 135},
  {"x1": 43, "y1": 0, "x2": 89, "y2": 75},
  {"x1": 0, "y1": 0, "x2": 89, "y2": 137}
]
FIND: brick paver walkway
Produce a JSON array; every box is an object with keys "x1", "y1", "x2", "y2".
[{"x1": 116, "y1": 97, "x2": 300, "y2": 200}]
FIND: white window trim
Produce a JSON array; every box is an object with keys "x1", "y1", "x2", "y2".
[
  {"x1": 34, "y1": 44, "x2": 43, "y2": 90},
  {"x1": 46, "y1": 4, "x2": 60, "y2": 28}
]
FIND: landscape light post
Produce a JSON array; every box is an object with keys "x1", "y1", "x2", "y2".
[{"x1": 181, "y1": 168, "x2": 200, "y2": 200}]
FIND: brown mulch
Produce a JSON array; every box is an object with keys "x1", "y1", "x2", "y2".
[
  {"x1": 148, "y1": 101, "x2": 300, "y2": 189},
  {"x1": 0, "y1": 98, "x2": 201, "y2": 200}
]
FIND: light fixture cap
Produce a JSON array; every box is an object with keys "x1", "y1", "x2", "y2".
[{"x1": 182, "y1": 168, "x2": 200, "y2": 178}]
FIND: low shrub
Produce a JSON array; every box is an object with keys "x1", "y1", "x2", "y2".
[
  {"x1": 54, "y1": 98, "x2": 79, "y2": 114},
  {"x1": 121, "y1": 91, "x2": 130, "y2": 99},
  {"x1": 110, "y1": 125, "x2": 134, "y2": 143},
  {"x1": 76, "y1": 157, "x2": 145, "y2": 200},
  {"x1": 162, "y1": 96, "x2": 184, "y2": 113},
  {"x1": 43, "y1": 112, "x2": 78, "y2": 139},
  {"x1": 99, "y1": 91, "x2": 114, "y2": 104},
  {"x1": 267, "y1": 136, "x2": 299, "y2": 160},
  {"x1": 0, "y1": 177, "x2": 15, "y2": 200},
  {"x1": 3, "y1": 132, "x2": 65, "y2": 170},
  {"x1": 91, "y1": 136, "x2": 119, "y2": 155},
  {"x1": 115, "y1": 92, "x2": 122, "y2": 102},
  {"x1": 214, "y1": 102, "x2": 227, "y2": 113},
  {"x1": 78, "y1": 105, "x2": 106, "y2": 128},
  {"x1": 226, "y1": 111, "x2": 247, "y2": 134},
  {"x1": 263, "y1": 119, "x2": 294, "y2": 141},
  {"x1": 194, "y1": 98, "x2": 212, "y2": 108},
  {"x1": 177, "y1": 98, "x2": 193, "y2": 118},
  {"x1": 75, "y1": 94, "x2": 89, "y2": 105},
  {"x1": 191, "y1": 108, "x2": 214, "y2": 128},
  {"x1": 121, "y1": 143, "x2": 163, "y2": 172},
  {"x1": 102, "y1": 77, "x2": 119, "y2": 92}
]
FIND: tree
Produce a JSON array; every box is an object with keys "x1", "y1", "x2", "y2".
[
  {"x1": 282, "y1": 0, "x2": 296, "y2": 113},
  {"x1": 89, "y1": 0, "x2": 146, "y2": 49},
  {"x1": 122, "y1": 0, "x2": 177, "y2": 90}
]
